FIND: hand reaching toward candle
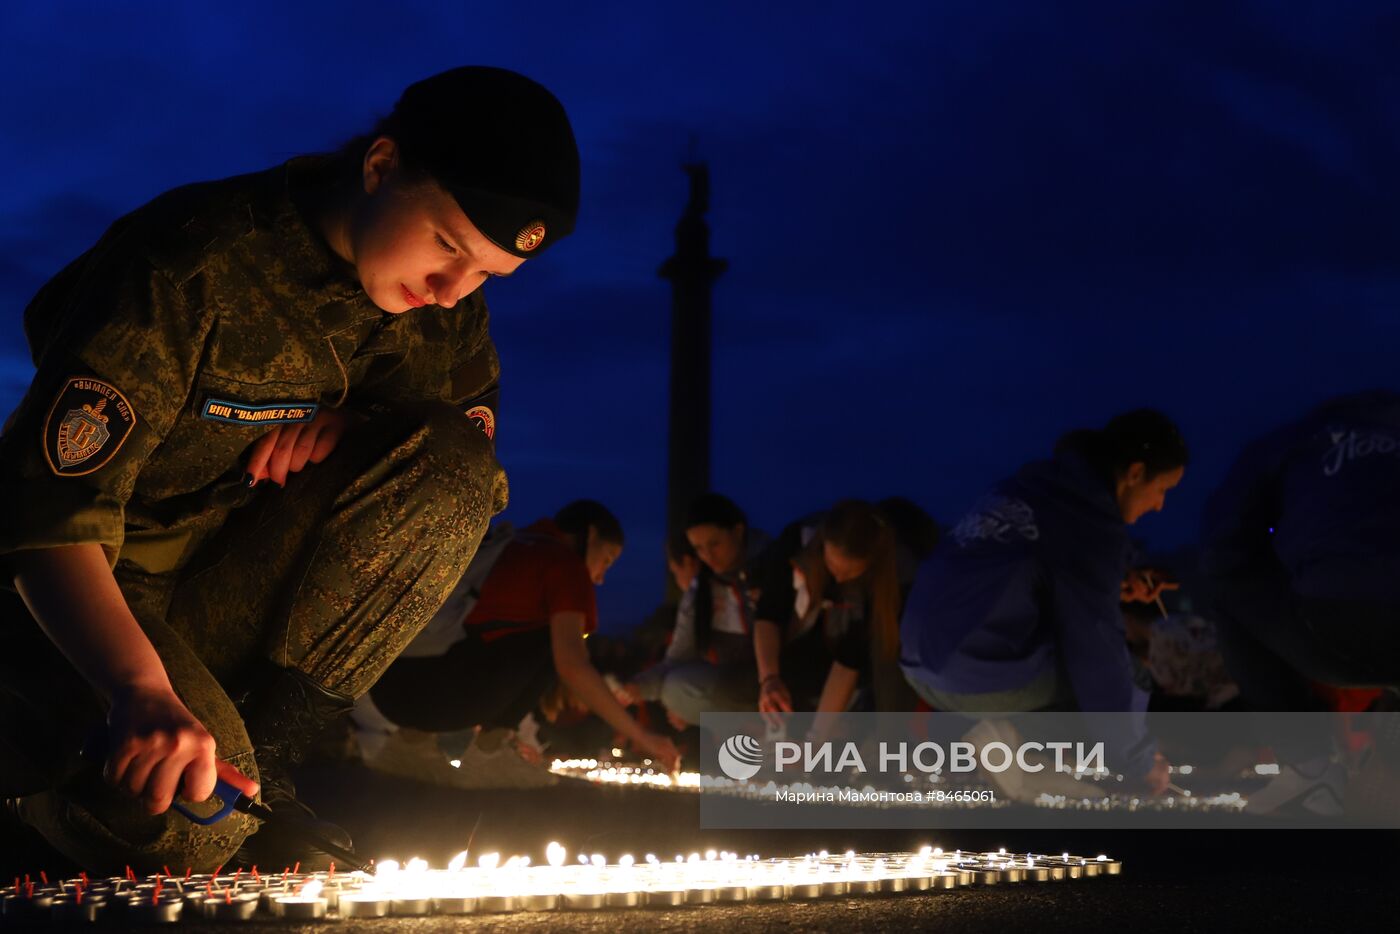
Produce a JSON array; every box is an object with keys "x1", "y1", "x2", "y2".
[
  {"x1": 1120, "y1": 568, "x2": 1178, "y2": 604},
  {"x1": 1143, "y1": 751, "x2": 1171, "y2": 796},
  {"x1": 758, "y1": 674, "x2": 793, "y2": 727},
  {"x1": 634, "y1": 730, "x2": 682, "y2": 773}
]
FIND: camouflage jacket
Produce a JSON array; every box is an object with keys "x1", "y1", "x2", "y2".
[{"x1": 0, "y1": 159, "x2": 500, "y2": 574}]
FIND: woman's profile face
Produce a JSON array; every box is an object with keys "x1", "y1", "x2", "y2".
[
  {"x1": 349, "y1": 138, "x2": 525, "y2": 314},
  {"x1": 686, "y1": 522, "x2": 745, "y2": 576},
  {"x1": 1116, "y1": 463, "x2": 1185, "y2": 524},
  {"x1": 584, "y1": 531, "x2": 623, "y2": 586},
  {"x1": 823, "y1": 541, "x2": 871, "y2": 584}
]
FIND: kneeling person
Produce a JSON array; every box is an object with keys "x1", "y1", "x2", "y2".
[{"x1": 366, "y1": 501, "x2": 681, "y2": 772}]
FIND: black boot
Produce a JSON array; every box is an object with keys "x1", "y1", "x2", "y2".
[{"x1": 233, "y1": 664, "x2": 355, "y2": 871}]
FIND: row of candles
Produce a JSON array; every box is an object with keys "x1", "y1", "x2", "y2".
[
  {"x1": 0, "y1": 846, "x2": 1120, "y2": 924},
  {"x1": 549, "y1": 759, "x2": 1248, "y2": 813}
]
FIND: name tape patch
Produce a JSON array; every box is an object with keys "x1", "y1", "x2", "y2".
[
  {"x1": 43, "y1": 377, "x2": 137, "y2": 476},
  {"x1": 200, "y1": 397, "x2": 319, "y2": 426}
]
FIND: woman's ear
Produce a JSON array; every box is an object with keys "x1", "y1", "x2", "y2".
[
  {"x1": 362, "y1": 136, "x2": 399, "y2": 195},
  {"x1": 1125, "y1": 461, "x2": 1147, "y2": 486}
]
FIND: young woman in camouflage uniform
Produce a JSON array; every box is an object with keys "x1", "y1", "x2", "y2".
[{"x1": 0, "y1": 66, "x2": 578, "y2": 871}]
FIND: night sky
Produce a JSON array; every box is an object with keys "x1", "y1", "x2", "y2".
[{"x1": 4, "y1": 2, "x2": 1399, "y2": 630}]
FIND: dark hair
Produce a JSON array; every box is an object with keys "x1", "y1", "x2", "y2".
[
  {"x1": 666, "y1": 528, "x2": 697, "y2": 562},
  {"x1": 554, "y1": 500, "x2": 624, "y2": 553},
  {"x1": 685, "y1": 492, "x2": 747, "y2": 531},
  {"x1": 1055, "y1": 409, "x2": 1188, "y2": 482},
  {"x1": 876, "y1": 496, "x2": 940, "y2": 560},
  {"x1": 685, "y1": 493, "x2": 747, "y2": 656},
  {"x1": 796, "y1": 501, "x2": 902, "y2": 666}
]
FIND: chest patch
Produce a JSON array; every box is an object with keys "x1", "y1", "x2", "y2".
[
  {"x1": 43, "y1": 376, "x2": 137, "y2": 476},
  {"x1": 199, "y1": 396, "x2": 319, "y2": 426}
]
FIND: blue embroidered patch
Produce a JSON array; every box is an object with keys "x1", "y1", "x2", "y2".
[{"x1": 199, "y1": 397, "x2": 319, "y2": 426}]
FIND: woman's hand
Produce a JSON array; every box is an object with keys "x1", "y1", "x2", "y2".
[
  {"x1": 1121, "y1": 568, "x2": 1178, "y2": 604},
  {"x1": 1143, "y1": 751, "x2": 1171, "y2": 795},
  {"x1": 244, "y1": 408, "x2": 355, "y2": 486},
  {"x1": 758, "y1": 674, "x2": 793, "y2": 727},
  {"x1": 104, "y1": 685, "x2": 230, "y2": 815},
  {"x1": 634, "y1": 730, "x2": 682, "y2": 772}
]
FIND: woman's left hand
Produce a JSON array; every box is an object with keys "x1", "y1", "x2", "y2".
[
  {"x1": 244, "y1": 408, "x2": 356, "y2": 486},
  {"x1": 1121, "y1": 568, "x2": 1178, "y2": 604}
]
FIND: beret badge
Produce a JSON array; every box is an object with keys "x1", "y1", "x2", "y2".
[{"x1": 515, "y1": 221, "x2": 547, "y2": 252}]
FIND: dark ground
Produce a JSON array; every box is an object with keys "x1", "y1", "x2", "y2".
[{"x1": 4, "y1": 763, "x2": 1398, "y2": 931}]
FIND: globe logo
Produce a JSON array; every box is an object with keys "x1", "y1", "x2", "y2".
[{"x1": 717, "y1": 734, "x2": 763, "y2": 781}]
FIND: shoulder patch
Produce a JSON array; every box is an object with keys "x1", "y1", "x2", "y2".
[
  {"x1": 43, "y1": 377, "x2": 137, "y2": 476},
  {"x1": 465, "y1": 404, "x2": 496, "y2": 441}
]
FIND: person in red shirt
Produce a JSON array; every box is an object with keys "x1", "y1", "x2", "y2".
[{"x1": 368, "y1": 501, "x2": 680, "y2": 769}]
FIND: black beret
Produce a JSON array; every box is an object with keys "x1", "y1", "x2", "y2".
[{"x1": 391, "y1": 66, "x2": 579, "y2": 258}]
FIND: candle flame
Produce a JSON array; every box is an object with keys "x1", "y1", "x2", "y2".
[
  {"x1": 376, "y1": 860, "x2": 400, "y2": 877},
  {"x1": 590, "y1": 854, "x2": 605, "y2": 868},
  {"x1": 301, "y1": 880, "x2": 323, "y2": 900},
  {"x1": 406, "y1": 857, "x2": 428, "y2": 874},
  {"x1": 479, "y1": 853, "x2": 500, "y2": 871},
  {"x1": 546, "y1": 842, "x2": 567, "y2": 868},
  {"x1": 619, "y1": 855, "x2": 635, "y2": 869},
  {"x1": 447, "y1": 851, "x2": 468, "y2": 873}
]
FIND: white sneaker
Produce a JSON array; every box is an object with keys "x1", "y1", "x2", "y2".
[{"x1": 1244, "y1": 758, "x2": 1346, "y2": 817}]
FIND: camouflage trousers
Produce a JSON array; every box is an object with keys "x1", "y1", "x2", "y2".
[{"x1": 0, "y1": 402, "x2": 505, "y2": 871}]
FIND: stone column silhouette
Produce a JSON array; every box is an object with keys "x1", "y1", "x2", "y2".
[{"x1": 659, "y1": 163, "x2": 728, "y2": 552}]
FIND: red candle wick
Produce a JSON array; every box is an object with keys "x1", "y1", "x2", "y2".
[
  {"x1": 40, "y1": 871, "x2": 48, "y2": 886},
  {"x1": 76, "y1": 889, "x2": 84, "y2": 905},
  {"x1": 184, "y1": 867, "x2": 192, "y2": 882},
  {"x1": 150, "y1": 890, "x2": 158, "y2": 906},
  {"x1": 225, "y1": 888, "x2": 233, "y2": 905},
  {"x1": 80, "y1": 871, "x2": 89, "y2": 885},
  {"x1": 232, "y1": 868, "x2": 243, "y2": 883},
  {"x1": 293, "y1": 861, "x2": 300, "y2": 875},
  {"x1": 23, "y1": 874, "x2": 30, "y2": 887},
  {"x1": 25, "y1": 882, "x2": 34, "y2": 899},
  {"x1": 328, "y1": 862, "x2": 336, "y2": 879},
  {"x1": 251, "y1": 865, "x2": 260, "y2": 881},
  {"x1": 162, "y1": 865, "x2": 171, "y2": 878},
  {"x1": 206, "y1": 881, "x2": 213, "y2": 897}
]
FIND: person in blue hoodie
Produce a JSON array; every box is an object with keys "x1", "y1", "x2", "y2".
[
  {"x1": 900, "y1": 409, "x2": 1187, "y2": 793},
  {"x1": 1201, "y1": 391, "x2": 1400, "y2": 813}
]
